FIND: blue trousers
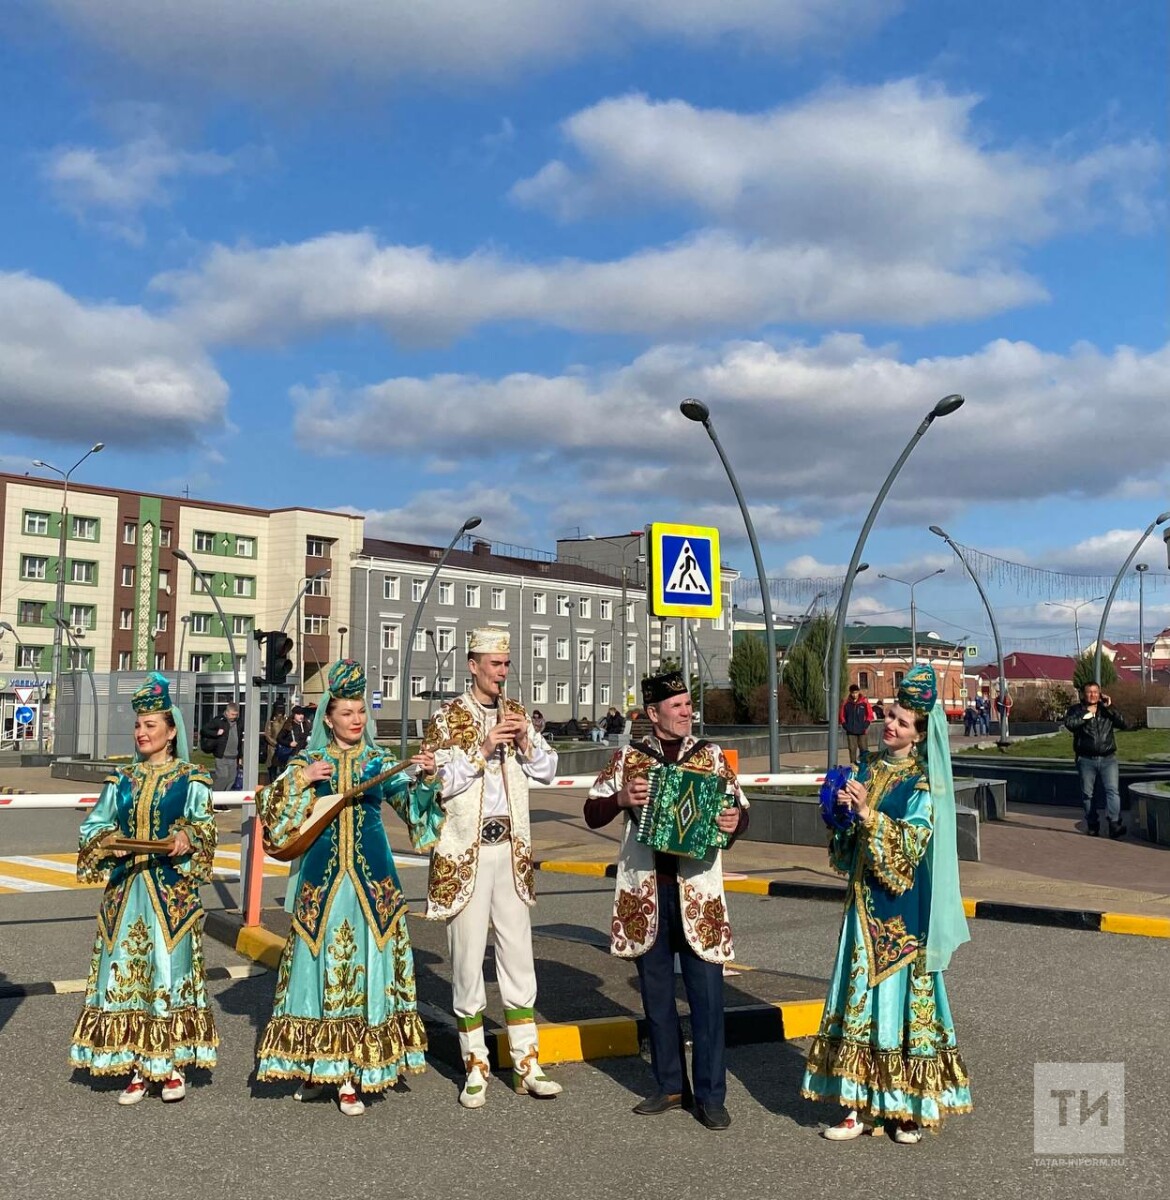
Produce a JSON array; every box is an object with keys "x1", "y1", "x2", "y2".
[
  {"x1": 635, "y1": 879, "x2": 726, "y2": 1106},
  {"x1": 1078, "y1": 754, "x2": 1121, "y2": 825}
]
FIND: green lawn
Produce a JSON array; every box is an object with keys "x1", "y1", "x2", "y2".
[{"x1": 956, "y1": 727, "x2": 1170, "y2": 763}]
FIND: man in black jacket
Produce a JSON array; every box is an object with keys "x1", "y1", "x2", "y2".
[
  {"x1": 201, "y1": 702, "x2": 242, "y2": 792},
  {"x1": 1063, "y1": 683, "x2": 1129, "y2": 838}
]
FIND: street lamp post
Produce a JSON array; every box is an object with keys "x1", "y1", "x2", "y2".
[
  {"x1": 680, "y1": 398, "x2": 780, "y2": 772},
  {"x1": 779, "y1": 591, "x2": 827, "y2": 684},
  {"x1": 826, "y1": 394, "x2": 965, "y2": 770},
  {"x1": 877, "y1": 568, "x2": 945, "y2": 664},
  {"x1": 1044, "y1": 597, "x2": 1104, "y2": 660},
  {"x1": 568, "y1": 600, "x2": 579, "y2": 722},
  {"x1": 176, "y1": 615, "x2": 190, "y2": 725},
  {"x1": 32, "y1": 442, "x2": 104, "y2": 751},
  {"x1": 0, "y1": 621, "x2": 45, "y2": 748},
  {"x1": 399, "y1": 516, "x2": 482, "y2": 759},
  {"x1": 824, "y1": 572, "x2": 868, "y2": 718},
  {"x1": 1136, "y1": 563, "x2": 1149, "y2": 689},
  {"x1": 1093, "y1": 511, "x2": 1170, "y2": 685},
  {"x1": 929, "y1": 525, "x2": 1011, "y2": 745},
  {"x1": 55, "y1": 618, "x2": 100, "y2": 757},
  {"x1": 172, "y1": 548, "x2": 241, "y2": 705},
  {"x1": 337, "y1": 626, "x2": 348, "y2": 659}
]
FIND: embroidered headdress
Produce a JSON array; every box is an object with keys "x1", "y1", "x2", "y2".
[
  {"x1": 130, "y1": 671, "x2": 190, "y2": 762},
  {"x1": 641, "y1": 670, "x2": 688, "y2": 707},
  {"x1": 469, "y1": 628, "x2": 510, "y2": 654}
]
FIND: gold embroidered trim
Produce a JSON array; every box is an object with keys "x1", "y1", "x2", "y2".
[
  {"x1": 804, "y1": 1033, "x2": 970, "y2": 1110},
  {"x1": 70, "y1": 1005, "x2": 219, "y2": 1059},
  {"x1": 256, "y1": 1011, "x2": 428, "y2": 1078}
]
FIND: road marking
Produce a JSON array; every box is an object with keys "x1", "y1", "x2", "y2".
[{"x1": 0, "y1": 873, "x2": 62, "y2": 892}]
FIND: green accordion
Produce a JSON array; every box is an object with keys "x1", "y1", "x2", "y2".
[{"x1": 635, "y1": 764, "x2": 732, "y2": 861}]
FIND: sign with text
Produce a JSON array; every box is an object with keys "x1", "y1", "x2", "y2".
[{"x1": 647, "y1": 523, "x2": 722, "y2": 619}]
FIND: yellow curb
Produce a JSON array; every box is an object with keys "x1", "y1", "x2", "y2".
[
  {"x1": 774, "y1": 999, "x2": 824, "y2": 1039},
  {"x1": 962, "y1": 897, "x2": 978, "y2": 919},
  {"x1": 494, "y1": 1016, "x2": 642, "y2": 1068},
  {"x1": 236, "y1": 924, "x2": 285, "y2": 970},
  {"x1": 1099, "y1": 913, "x2": 1170, "y2": 939},
  {"x1": 537, "y1": 860, "x2": 611, "y2": 877},
  {"x1": 725, "y1": 878, "x2": 771, "y2": 896}
]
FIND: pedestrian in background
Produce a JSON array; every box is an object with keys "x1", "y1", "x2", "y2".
[
  {"x1": 200, "y1": 701, "x2": 242, "y2": 791},
  {"x1": 1063, "y1": 683, "x2": 1129, "y2": 838},
  {"x1": 839, "y1": 684, "x2": 874, "y2": 766}
]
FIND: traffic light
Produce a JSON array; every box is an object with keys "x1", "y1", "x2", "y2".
[{"x1": 260, "y1": 630, "x2": 294, "y2": 685}]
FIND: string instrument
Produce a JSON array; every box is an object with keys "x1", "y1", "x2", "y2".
[
  {"x1": 104, "y1": 835, "x2": 176, "y2": 856},
  {"x1": 263, "y1": 759, "x2": 420, "y2": 862}
]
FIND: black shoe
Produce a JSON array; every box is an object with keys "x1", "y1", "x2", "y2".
[
  {"x1": 1086, "y1": 823, "x2": 1100, "y2": 837},
  {"x1": 695, "y1": 1102, "x2": 731, "y2": 1130},
  {"x1": 1107, "y1": 820, "x2": 1126, "y2": 840},
  {"x1": 633, "y1": 1091, "x2": 684, "y2": 1115}
]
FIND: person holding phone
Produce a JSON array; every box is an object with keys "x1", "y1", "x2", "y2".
[{"x1": 1063, "y1": 682, "x2": 1130, "y2": 838}]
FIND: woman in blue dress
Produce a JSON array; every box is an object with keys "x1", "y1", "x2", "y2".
[
  {"x1": 256, "y1": 659, "x2": 444, "y2": 1116},
  {"x1": 69, "y1": 672, "x2": 219, "y2": 1105},
  {"x1": 801, "y1": 664, "x2": 972, "y2": 1143}
]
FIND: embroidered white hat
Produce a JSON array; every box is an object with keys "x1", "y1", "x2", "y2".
[{"x1": 469, "y1": 628, "x2": 510, "y2": 653}]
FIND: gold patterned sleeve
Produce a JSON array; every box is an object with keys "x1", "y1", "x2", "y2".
[
  {"x1": 171, "y1": 774, "x2": 218, "y2": 884},
  {"x1": 420, "y1": 710, "x2": 448, "y2": 754},
  {"x1": 76, "y1": 778, "x2": 120, "y2": 883},
  {"x1": 827, "y1": 825, "x2": 860, "y2": 876},
  {"x1": 860, "y1": 785, "x2": 933, "y2": 895},
  {"x1": 256, "y1": 758, "x2": 316, "y2": 850}
]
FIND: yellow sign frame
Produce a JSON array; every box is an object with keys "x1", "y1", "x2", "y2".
[{"x1": 648, "y1": 522, "x2": 722, "y2": 619}]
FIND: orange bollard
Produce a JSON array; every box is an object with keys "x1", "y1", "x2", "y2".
[{"x1": 722, "y1": 747, "x2": 739, "y2": 775}]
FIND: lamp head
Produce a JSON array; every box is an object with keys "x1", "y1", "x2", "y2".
[
  {"x1": 92, "y1": 442, "x2": 105, "y2": 453},
  {"x1": 173, "y1": 548, "x2": 191, "y2": 563},
  {"x1": 0, "y1": 621, "x2": 13, "y2": 634},
  {"x1": 1136, "y1": 563, "x2": 1149, "y2": 573},
  {"x1": 931, "y1": 394, "x2": 965, "y2": 418},
  {"x1": 462, "y1": 516, "x2": 483, "y2": 532},
  {"x1": 855, "y1": 562, "x2": 870, "y2": 575},
  {"x1": 1155, "y1": 510, "x2": 1170, "y2": 526},
  {"x1": 32, "y1": 460, "x2": 47, "y2": 468},
  {"x1": 680, "y1": 398, "x2": 710, "y2": 423}
]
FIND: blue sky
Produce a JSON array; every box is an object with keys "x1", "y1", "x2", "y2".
[{"x1": 2, "y1": 1, "x2": 1167, "y2": 658}]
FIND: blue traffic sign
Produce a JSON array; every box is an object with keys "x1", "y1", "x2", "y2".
[
  {"x1": 14, "y1": 705, "x2": 35, "y2": 725},
  {"x1": 648, "y1": 522, "x2": 722, "y2": 619},
  {"x1": 370, "y1": 690, "x2": 383, "y2": 710}
]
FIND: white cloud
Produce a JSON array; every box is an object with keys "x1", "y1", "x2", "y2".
[
  {"x1": 511, "y1": 83, "x2": 1163, "y2": 259},
  {"x1": 155, "y1": 228, "x2": 1044, "y2": 346},
  {"x1": 0, "y1": 271, "x2": 229, "y2": 444},
  {"x1": 47, "y1": 1, "x2": 900, "y2": 91},
  {"x1": 341, "y1": 486, "x2": 530, "y2": 547}
]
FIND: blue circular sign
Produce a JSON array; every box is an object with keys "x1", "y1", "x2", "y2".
[{"x1": 15, "y1": 705, "x2": 35, "y2": 725}]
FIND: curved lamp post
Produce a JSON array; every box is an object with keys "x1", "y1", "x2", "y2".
[
  {"x1": 400, "y1": 516, "x2": 482, "y2": 758},
  {"x1": 1093, "y1": 510, "x2": 1170, "y2": 685},
  {"x1": 32, "y1": 442, "x2": 104, "y2": 751},
  {"x1": 680, "y1": 398, "x2": 779, "y2": 772},
  {"x1": 0, "y1": 621, "x2": 45, "y2": 749},
  {"x1": 877, "y1": 568, "x2": 945, "y2": 664},
  {"x1": 827, "y1": 394, "x2": 965, "y2": 769},
  {"x1": 929, "y1": 525, "x2": 1010, "y2": 746},
  {"x1": 1136, "y1": 563, "x2": 1149, "y2": 688},
  {"x1": 173, "y1": 548, "x2": 241, "y2": 704},
  {"x1": 824, "y1": 569, "x2": 867, "y2": 717}
]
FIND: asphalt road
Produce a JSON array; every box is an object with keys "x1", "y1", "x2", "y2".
[{"x1": 2, "y1": 864, "x2": 1167, "y2": 1199}]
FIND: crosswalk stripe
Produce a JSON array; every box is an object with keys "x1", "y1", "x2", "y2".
[{"x1": 0, "y1": 873, "x2": 62, "y2": 893}]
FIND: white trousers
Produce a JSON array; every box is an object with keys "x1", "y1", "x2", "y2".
[{"x1": 448, "y1": 840, "x2": 539, "y2": 1072}]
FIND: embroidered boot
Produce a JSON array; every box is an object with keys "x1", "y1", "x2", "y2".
[
  {"x1": 337, "y1": 1079, "x2": 365, "y2": 1117},
  {"x1": 118, "y1": 1069, "x2": 149, "y2": 1106},
  {"x1": 160, "y1": 1070, "x2": 186, "y2": 1102},
  {"x1": 822, "y1": 1109, "x2": 872, "y2": 1140},
  {"x1": 458, "y1": 1013, "x2": 491, "y2": 1109},
  {"x1": 507, "y1": 1008, "x2": 562, "y2": 1098}
]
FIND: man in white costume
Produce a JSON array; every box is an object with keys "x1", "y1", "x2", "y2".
[{"x1": 423, "y1": 628, "x2": 563, "y2": 1107}]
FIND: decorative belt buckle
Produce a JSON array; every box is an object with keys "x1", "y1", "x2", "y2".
[{"x1": 481, "y1": 818, "x2": 510, "y2": 845}]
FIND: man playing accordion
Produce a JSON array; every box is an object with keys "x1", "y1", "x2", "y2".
[{"x1": 585, "y1": 670, "x2": 747, "y2": 1130}]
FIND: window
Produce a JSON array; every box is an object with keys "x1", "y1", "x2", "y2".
[
  {"x1": 600, "y1": 599, "x2": 612, "y2": 620},
  {"x1": 578, "y1": 684, "x2": 589, "y2": 704},
  {"x1": 67, "y1": 647, "x2": 90, "y2": 670},
  {"x1": 533, "y1": 592, "x2": 547, "y2": 614},
  {"x1": 491, "y1": 587, "x2": 505, "y2": 611},
  {"x1": 306, "y1": 537, "x2": 328, "y2": 557},
  {"x1": 303, "y1": 615, "x2": 329, "y2": 635},
  {"x1": 233, "y1": 576, "x2": 254, "y2": 598},
  {"x1": 380, "y1": 676, "x2": 399, "y2": 701},
  {"x1": 235, "y1": 536, "x2": 255, "y2": 558},
  {"x1": 159, "y1": 527, "x2": 172, "y2": 547},
  {"x1": 894, "y1": 671, "x2": 905, "y2": 687},
  {"x1": 599, "y1": 641, "x2": 612, "y2": 663},
  {"x1": 71, "y1": 517, "x2": 97, "y2": 541},
  {"x1": 555, "y1": 681, "x2": 568, "y2": 705},
  {"x1": 71, "y1": 560, "x2": 95, "y2": 584},
  {"x1": 121, "y1": 564, "x2": 135, "y2": 587},
  {"x1": 532, "y1": 633, "x2": 547, "y2": 659},
  {"x1": 627, "y1": 641, "x2": 636, "y2": 666},
  {"x1": 463, "y1": 677, "x2": 473, "y2": 694},
  {"x1": 119, "y1": 608, "x2": 133, "y2": 630},
  {"x1": 713, "y1": 611, "x2": 725, "y2": 631},
  {"x1": 624, "y1": 602, "x2": 634, "y2": 623},
  {"x1": 21, "y1": 555, "x2": 48, "y2": 580},
  {"x1": 383, "y1": 575, "x2": 400, "y2": 600},
  {"x1": 381, "y1": 623, "x2": 400, "y2": 650},
  {"x1": 192, "y1": 573, "x2": 207, "y2": 593},
  {"x1": 118, "y1": 651, "x2": 131, "y2": 670},
  {"x1": 411, "y1": 578, "x2": 425, "y2": 602},
  {"x1": 531, "y1": 681, "x2": 546, "y2": 704},
  {"x1": 194, "y1": 530, "x2": 215, "y2": 552},
  {"x1": 155, "y1": 611, "x2": 169, "y2": 633},
  {"x1": 858, "y1": 670, "x2": 870, "y2": 689},
  {"x1": 157, "y1": 568, "x2": 170, "y2": 592},
  {"x1": 555, "y1": 637, "x2": 569, "y2": 661},
  {"x1": 413, "y1": 630, "x2": 427, "y2": 652},
  {"x1": 599, "y1": 684, "x2": 611, "y2": 704},
  {"x1": 438, "y1": 581, "x2": 454, "y2": 606},
  {"x1": 191, "y1": 614, "x2": 211, "y2": 635},
  {"x1": 437, "y1": 626, "x2": 456, "y2": 653},
  {"x1": 189, "y1": 653, "x2": 209, "y2": 672},
  {"x1": 17, "y1": 646, "x2": 43, "y2": 669},
  {"x1": 24, "y1": 511, "x2": 50, "y2": 536},
  {"x1": 579, "y1": 597, "x2": 591, "y2": 619},
  {"x1": 663, "y1": 625, "x2": 677, "y2": 652},
  {"x1": 70, "y1": 605, "x2": 95, "y2": 630},
  {"x1": 18, "y1": 601, "x2": 45, "y2": 625},
  {"x1": 123, "y1": 522, "x2": 137, "y2": 545},
  {"x1": 232, "y1": 615, "x2": 251, "y2": 636},
  {"x1": 154, "y1": 653, "x2": 167, "y2": 670},
  {"x1": 410, "y1": 675, "x2": 427, "y2": 698},
  {"x1": 306, "y1": 574, "x2": 330, "y2": 596},
  {"x1": 556, "y1": 594, "x2": 569, "y2": 616},
  {"x1": 465, "y1": 584, "x2": 480, "y2": 608},
  {"x1": 578, "y1": 638, "x2": 591, "y2": 662}
]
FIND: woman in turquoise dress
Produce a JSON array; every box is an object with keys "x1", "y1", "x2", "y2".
[
  {"x1": 256, "y1": 659, "x2": 444, "y2": 1116},
  {"x1": 69, "y1": 672, "x2": 219, "y2": 1105},
  {"x1": 801, "y1": 664, "x2": 972, "y2": 1143}
]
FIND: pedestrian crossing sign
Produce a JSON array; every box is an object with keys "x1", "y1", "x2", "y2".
[{"x1": 648, "y1": 522, "x2": 722, "y2": 619}]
